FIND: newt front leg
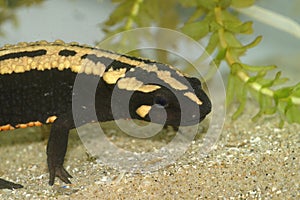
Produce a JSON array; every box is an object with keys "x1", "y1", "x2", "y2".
[{"x1": 46, "y1": 112, "x2": 74, "y2": 185}]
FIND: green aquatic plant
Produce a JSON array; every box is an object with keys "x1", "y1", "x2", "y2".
[{"x1": 103, "y1": 0, "x2": 300, "y2": 127}]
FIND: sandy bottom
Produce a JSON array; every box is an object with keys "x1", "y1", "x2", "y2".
[{"x1": 0, "y1": 106, "x2": 299, "y2": 199}]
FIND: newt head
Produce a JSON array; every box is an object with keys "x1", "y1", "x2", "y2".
[{"x1": 110, "y1": 62, "x2": 211, "y2": 127}]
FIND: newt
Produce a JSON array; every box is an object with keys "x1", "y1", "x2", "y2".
[{"x1": 0, "y1": 40, "x2": 211, "y2": 189}]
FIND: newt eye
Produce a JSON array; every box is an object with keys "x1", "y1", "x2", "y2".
[{"x1": 154, "y1": 96, "x2": 168, "y2": 108}]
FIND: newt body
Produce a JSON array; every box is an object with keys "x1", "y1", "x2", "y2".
[{"x1": 0, "y1": 40, "x2": 211, "y2": 189}]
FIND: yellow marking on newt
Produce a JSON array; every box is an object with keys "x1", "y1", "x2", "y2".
[
  {"x1": 0, "y1": 41, "x2": 188, "y2": 90},
  {"x1": 16, "y1": 121, "x2": 43, "y2": 128},
  {"x1": 184, "y1": 92, "x2": 203, "y2": 105},
  {"x1": 117, "y1": 77, "x2": 161, "y2": 93},
  {"x1": 0, "y1": 41, "x2": 146, "y2": 75},
  {"x1": 0, "y1": 124, "x2": 15, "y2": 131},
  {"x1": 138, "y1": 64, "x2": 188, "y2": 90},
  {"x1": 46, "y1": 116, "x2": 57, "y2": 123},
  {"x1": 136, "y1": 105, "x2": 152, "y2": 118},
  {"x1": 103, "y1": 68, "x2": 127, "y2": 84},
  {"x1": 0, "y1": 117, "x2": 58, "y2": 131}
]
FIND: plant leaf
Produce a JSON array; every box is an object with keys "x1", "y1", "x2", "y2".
[
  {"x1": 224, "y1": 32, "x2": 242, "y2": 47},
  {"x1": 185, "y1": 8, "x2": 205, "y2": 23},
  {"x1": 104, "y1": 1, "x2": 134, "y2": 26},
  {"x1": 232, "y1": 81, "x2": 247, "y2": 120},
  {"x1": 231, "y1": 0, "x2": 255, "y2": 8},
  {"x1": 226, "y1": 73, "x2": 237, "y2": 107},
  {"x1": 181, "y1": 20, "x2": 209, "y2": 40},
  {"x1": 241, "y1": 63, "x2": 276, "y2": 72},
  {"x1": 197, "y1": 0, "x2": 217, "y2": 10},
  {"x1": 219, "y1": 0, "x2": 232, "y2": 9},
  {"x1": 178, "y1": 0, "x2": 198, "y2": 7},
  {"x1": 223, "y1": 21, "x2": 253, "y2": 34},
  {"x1": 243, "y1": 36, "x2": 262, "y2": 49},
  {"x1": 204, "y1": 31, "x2": 219, "y2": 55}
]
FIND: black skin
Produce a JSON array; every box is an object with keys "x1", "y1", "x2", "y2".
[{"x1": 0, "y1": 69, "x2": 211, "y2": 188}]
